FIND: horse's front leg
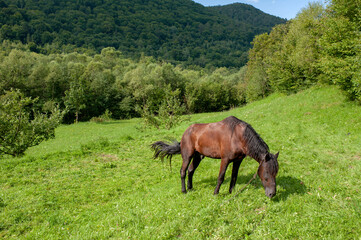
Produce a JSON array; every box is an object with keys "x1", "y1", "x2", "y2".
[
  {"x1": 229, "y1": 156, "x2": 245, "y2": 194},
  {"x1": 214, "y1": 158, "x2": 230, "y2": 195}
]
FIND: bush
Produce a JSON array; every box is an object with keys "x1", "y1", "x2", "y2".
[
  {"x1": 158, "y1": 89, "x2": 186, "y2": 129},
  {"x1": 90, "y1": 109, "x2": 113, "y2": 123},
  {"x1": 0, "y1": 89, "x2": 62, "y2": 157},
  {"x1": 318, "y1": 4, "x2": 361, "y2": 102}
]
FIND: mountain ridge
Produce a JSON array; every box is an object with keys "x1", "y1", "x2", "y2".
[{"x1": 0, "y1": 0, "x2": 286, "y2": 67}]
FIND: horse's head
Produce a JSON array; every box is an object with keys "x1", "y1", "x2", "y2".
[{"x1": 258, "y1": 152, "x2": 279, "y2": 198}]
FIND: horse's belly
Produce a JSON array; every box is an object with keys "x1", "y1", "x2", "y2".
[
  {"x1": 195, "y1": 137, "x2": 222, "y2": 159},
  {"x1": 198, "y1": 146, "x2": 221, "y2": 159}
]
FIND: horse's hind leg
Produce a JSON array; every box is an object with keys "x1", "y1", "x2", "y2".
[
  {"x1": 229, "y1": 156, "x2": 245, "y2": 194},
  {"x1": 187, "y1": 152, "x2": 203, "y2": 190},
  {"x1": 214, "y1": 158, "x2": 230, "y2": 195},
  {"x1": 180, "y1": 151, "x2": 193, "y2": 193}
]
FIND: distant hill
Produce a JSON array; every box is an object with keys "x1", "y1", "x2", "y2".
[
  {"x1": 211, "y1": 3, "x2": 285, "y2": 30},
  {"x1": 0, "y1": 0, "x2": 286, "y2": 68}
]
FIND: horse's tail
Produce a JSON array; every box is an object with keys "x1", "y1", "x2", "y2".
[{"x1": 151, "y1": 140, "x2": 181, "y2": 169}]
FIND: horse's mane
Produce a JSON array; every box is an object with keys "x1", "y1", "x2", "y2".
[{"x1": 224, "y1": 116, "x2": 269, "y2": 161}]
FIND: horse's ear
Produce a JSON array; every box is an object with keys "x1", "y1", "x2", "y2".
[{"x1": 275, "y1": 152, "x2": 279, "y2": 159}]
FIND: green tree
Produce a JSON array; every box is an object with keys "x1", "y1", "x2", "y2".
[
  {"x1": 245, "y1": 3, "x2": 324, "y2": 97},
  {"x1": 0, "y1": 49, "x2": 36, "y2": 92},
  {"x1": 64, "y1": 80, "x2": 86, "y2": 123},
  {"x1": 245, "y1": 32, "x2": 274, "y2": 101},
  {"x1": 318, "y1": 0, "x2": 361, "y2": 102},
  {"x1": 0, "y1": 89, "x2": 62, "y2": 157},
  {"x1": 158, "y1": 88, "x2": 186, "y2": 129}
]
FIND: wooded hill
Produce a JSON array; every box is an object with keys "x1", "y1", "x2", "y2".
[{"x1": 0, "y1": 0, "x2": 286, "y2": 68}]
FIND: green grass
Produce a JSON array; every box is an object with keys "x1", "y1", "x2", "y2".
[{"x1": 1, "y1": 86, "x2": 361, "y2": 239}]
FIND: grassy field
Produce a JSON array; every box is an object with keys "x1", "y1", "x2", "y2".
[{"x1": 1, "y1": 86, "x2": 360, "y2": 239}]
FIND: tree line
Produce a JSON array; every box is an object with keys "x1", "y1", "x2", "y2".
[
  {"x1": 0, "y1": 42, "x2": 246, "y2": 125},
  {"x1": 0, "y1": 43, "x2": 248, "y2": 156},
  {"x1": 244, "y1": 0, "x2": 361, "y2": 103}
]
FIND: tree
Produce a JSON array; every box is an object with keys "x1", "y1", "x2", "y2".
[
  {"x1": 318, "y1": 0, "x2": 361, "y2": 102},
  {"x1": 245, "y1": 3, "x2": 324, "y2": 96},
  {"x1": 63, "y1": 80, "x2": 86, "y2": 123},
  {"x1": 0, "y1": 89, "x2": 62, "y2": 157},
  {"x1": 158, "y1": 88, "x2": 186, "y2": 129},
  {"x1": 245, "y1": 32, "x2": 274, "y2": 101}
]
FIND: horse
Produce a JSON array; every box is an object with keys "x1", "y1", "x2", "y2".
[{"x1": 151, "y1": 116, "x2": 279, "y2": 198}]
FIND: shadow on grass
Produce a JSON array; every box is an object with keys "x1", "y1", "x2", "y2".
[
  {"x1": 196, "y1": 174, "x2": 307, "y2": 201},
  {"x1": 273, "y1": 176, "x2": 307, "y2": 201},
  {"x1": 195, "y1": 173, "x2": 259, "y2": 194}
]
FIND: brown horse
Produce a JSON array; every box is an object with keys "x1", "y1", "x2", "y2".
[{"x1": 151, "y1": 116, "x2": 279, "y2": 198}]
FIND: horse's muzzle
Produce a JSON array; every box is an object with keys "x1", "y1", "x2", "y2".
[{"x1": 265, "y1": 188, "x2": 276, "y2": 198}]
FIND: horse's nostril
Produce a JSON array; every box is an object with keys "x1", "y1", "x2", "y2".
[{"x1": 268, "y1": 192, "x2": 275, "y2": 198}]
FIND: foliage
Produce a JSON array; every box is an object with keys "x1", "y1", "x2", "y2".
[
  {"x1": 269, "y1": 3, "x2": 323, "y2": 92},
  {"x1": 245, "y1": 1, "x2": 361, "y2": 103},
  {"x1": 136, "y1": 101, "x2": 161, "y2": 129},
  {"x1": 158, "y1": 88, "x2": 186, "y2": 130},
  {"x1": 63, "y1": 79, "x2": 86, "y2": 123},
  {"x1": 244, "y1": 31, "x2": 277, "y2": 101},
  {"x1": 0, "y1": 45, "x2": 246, "y2": 125},
  {"x1": 0, "y1": 0, "x2": 285, "y2": 68},
  {"x1": 0, "y1": 89, "x2": 62, "y2": 157},
  {"x1": 185, "y1": 68, "x2": 243, "y2": 113},
  {"x1": 90, "y1": 109, "x2": 113, "y2": 123},
  {"x1": 0, "y1": 86, "x2": 360, "y2": 238},
  {"x1": 246, "y1": 3, "x2": 324, "y2": 97},
  {"x1": 318, "y1": 0, "x2": 361, "y2": 102}
]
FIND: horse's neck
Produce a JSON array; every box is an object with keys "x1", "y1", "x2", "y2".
[{"x1": 249, "y1": 151, "x2": 267, "y2": 165}]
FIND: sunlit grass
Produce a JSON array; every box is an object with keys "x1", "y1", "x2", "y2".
[{"x1": 1, "y1": 86, "x2": 360, "y2": 239}]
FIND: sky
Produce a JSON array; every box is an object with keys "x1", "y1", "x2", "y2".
[{"x1": 193, "y1": 0, "x2": 316, "y2": 20}]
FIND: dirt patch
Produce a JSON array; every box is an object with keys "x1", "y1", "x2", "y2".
[
  {"x1": 255, "y1": 207, "x2": 266, "y2": 215},
  {"x1": 99, "y1": 154, "x2": 119, "y2": 162}
]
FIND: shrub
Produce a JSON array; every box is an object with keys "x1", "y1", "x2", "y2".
[
  {"x1": 0, "y1": 89, "x2": 62, "y2": 157},
  {"x1": 90, "y1": 109, "x2": 113, "y2": 123},
  {"x1": 158, "y1": 89, "x2": 186, "y2": 129}
]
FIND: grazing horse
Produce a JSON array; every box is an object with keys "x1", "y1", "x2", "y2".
[{"x1": 151, "y1": 116, "x2": 279, "y2": 198}]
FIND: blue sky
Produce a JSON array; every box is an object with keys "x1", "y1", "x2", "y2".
[{"x1": 193, "y1": 0, "x2": 317, "y2": 20}]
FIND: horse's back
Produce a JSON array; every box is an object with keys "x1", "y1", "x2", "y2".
[{"x1": 181, "y1": 118, "x2": 245, "y2": 159}]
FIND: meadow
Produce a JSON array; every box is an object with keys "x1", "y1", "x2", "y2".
[{"x1": 0, "y1": 86, "x2": 360, "y2": 239}]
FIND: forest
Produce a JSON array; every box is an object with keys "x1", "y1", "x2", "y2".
[
  {"x1": 244, "y1": 0, "x2": 360, "y2": 103},
  {"x1": 0, "y1": 42, "x2": 246, "y2": 124},
  {"x1": 0, "y1": 0, "x2": 285, "y2": 68},
  {"x1": 0, "y1": 0, "x2": 360, "y2": 125}
]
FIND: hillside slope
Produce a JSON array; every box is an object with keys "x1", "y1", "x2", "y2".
[
  {"x1": 211, "y1": 3, "x2": 284, "y2": 29},
  {"x1": 0, "y1": 0, "x2": 286, "y2": 67},
  {"x1": 1, "y1": 86, "x2": 360, "y2": 239}
]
